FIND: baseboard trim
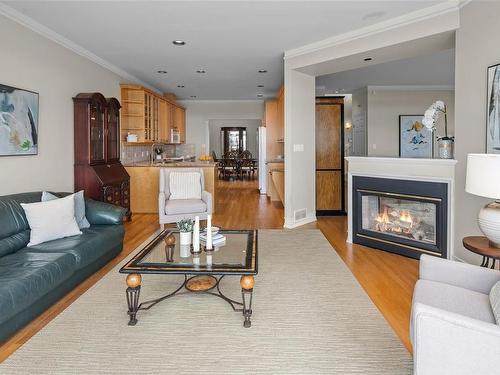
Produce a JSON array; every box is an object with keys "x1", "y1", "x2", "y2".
[{"x1": 284, "y1": 214, "x2": 317, "y2": 229}]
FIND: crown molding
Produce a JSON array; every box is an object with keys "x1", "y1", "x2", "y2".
[
  {"x1": 284, "y1": 1, "x2": 464, "y2": 60},
  {"x1": 367, "y1": 85, "x2": 455, "y2": 92},
  {"x1": 0, "y1": 3, "x2": 160, "y2": 92}
]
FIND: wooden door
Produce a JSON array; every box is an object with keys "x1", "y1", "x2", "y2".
[{"x1": 315, "y1": 98, "x2": 344, "y2": 213}]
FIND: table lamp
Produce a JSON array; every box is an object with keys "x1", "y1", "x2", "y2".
[{"x1": 465, "y1": 153, "x2": 500, "y2": 247}]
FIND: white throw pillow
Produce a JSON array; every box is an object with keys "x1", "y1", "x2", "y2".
[
  {"x1": 21, "y1": 194, "x2": 82, "y2": 246},
  {"x1": 42, "y1": 190, "x2": 90, "y2": 229},
  {"x1": 169, "y1": 172, "x2": 202, "y2": 200}
]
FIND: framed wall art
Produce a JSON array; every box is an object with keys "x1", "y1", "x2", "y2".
[
  {"x1": 0, "y1": 83, "x2": 39, "y2": 156},
  {"x1": 487, "y1": 63, "x2": 500, "y2": 153},
  {"x1": 399, "y1": 115, "x2": 433, "y2": 158}
]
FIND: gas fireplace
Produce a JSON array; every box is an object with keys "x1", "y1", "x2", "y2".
[{"x1": 352, "y1": 176, "x2": 447, "y2": 259}]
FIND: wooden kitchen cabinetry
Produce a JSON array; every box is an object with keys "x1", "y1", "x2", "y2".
[
  {"x1": 264, "y1": 85, "x2": 284, "y2": 160},
  {"x1": 120, "y1": 84, "x2": 185, "y2": 144},
  {"x1": 73, "y1": 93, "x2": 131, "y2": 219},
  {"x1": 315, "y1": 97, "x2": 344, "y2": 215}
]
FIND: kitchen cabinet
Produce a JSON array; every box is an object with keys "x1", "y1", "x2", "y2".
[
  {"x1": 315, "y1": 97, "x2": 344, "y2": 215},
  {"x1": 120, "y1": 84, "x2": 186, "y2": 144}
]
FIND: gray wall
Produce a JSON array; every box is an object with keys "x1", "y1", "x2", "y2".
[
  {"x1": 367, "y1": 88, "x2": 455, "y2": 158},
  {"x1": 454, "y1": 1, "x2": 500, "y2": 264},
  {"x1": 208, "y1": 119, "x2": 261, "y2": 158},
  {"x1": 0, "y1": 14, "x2": 122, "y2": 195}
]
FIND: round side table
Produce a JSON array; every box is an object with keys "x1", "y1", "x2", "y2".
[{"x1": 462, "y1": 236, "x2": 500, "y2": 269}]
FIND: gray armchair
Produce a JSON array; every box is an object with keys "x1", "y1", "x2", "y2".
[
  {"x1": 159, "y1": 168, "x2": 212, "y2": 227},
  {"x1": 411, "y1": 254, "x2": 500, "y2": 375}
]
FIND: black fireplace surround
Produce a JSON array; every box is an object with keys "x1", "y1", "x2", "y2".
[{"x1": 352, "y1": 176, "x2": 448, "y2": 259}]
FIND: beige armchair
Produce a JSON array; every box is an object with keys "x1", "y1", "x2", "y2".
[{"x1": 159, "y1": 168, "x2": 213, "y2": 227}]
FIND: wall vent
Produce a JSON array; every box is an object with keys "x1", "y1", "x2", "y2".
[{"x1": 294, "y1": 208, "x2": 307, "y2": 221}]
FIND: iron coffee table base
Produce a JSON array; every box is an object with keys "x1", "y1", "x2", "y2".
[{"x1": 125, "y1": 274, "x2": 255, "y2": 328}]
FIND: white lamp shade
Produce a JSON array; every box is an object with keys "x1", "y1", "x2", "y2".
[{"x1": 465, "y1": 153, "x2": 500, "y2": 200}]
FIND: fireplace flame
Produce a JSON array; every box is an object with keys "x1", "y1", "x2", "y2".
[{"x1": 399, "y1": 210, "x2": 413, "y2": 226}]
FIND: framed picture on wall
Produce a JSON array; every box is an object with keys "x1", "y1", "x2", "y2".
[
  {"x1": 487, "y1": 63, "x2": 500, "y2": 153},
  {"x1": 0, "y1": 83, "x2": 39, "y2": 156},
  {"x1": 399, "y1": 115, "x2": 433, "y2": 158}
]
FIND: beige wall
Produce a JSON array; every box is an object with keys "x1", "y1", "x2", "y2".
[
  {"x1": 0, "y1": 14, "x2": 123, "y2": 195},
  {"x1": 179, "y1": 100, "x2": 264, "y2": 157},
  {"x1": 367, "y1": 89, "x2": 454, "y2": 158},
  {"x1": 454, "y1": 1, "x2": 500, "y2": 264}
]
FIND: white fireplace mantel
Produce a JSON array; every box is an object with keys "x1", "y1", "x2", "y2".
[{"x1": 345, "y1": 157, "x2": 458, "y2": 259}]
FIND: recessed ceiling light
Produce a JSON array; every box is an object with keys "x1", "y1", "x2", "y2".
[
  {"x1": 364, "y1": 57, "x2": 373, "y2": 62},
  {"x1": 196, "y1": 69, "x2": 206, "y2": 74},
  {"x1": 257, "y1": 94, "x2": 263, "y2": 98},
  {"x1": 177, "y1": 85, "x2": 185, "y2": 88},
  {"x1": 190, "y1": 95, "x2": 197, "y2": 98},
  {"x1": 157, "y1": 70, "x2": 167, "y2": 74},
  {"x1": 172, "y1": 40, "x2": 186, "y2": 46},
  {"x1": 258, "y1": 69, "x2": 267, "y2": 73},
  {"x1": 257, "y1": 84, "x2": 264, "y2": 88}
]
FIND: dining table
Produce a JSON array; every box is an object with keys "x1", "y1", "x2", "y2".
[{"x1": 217, "y1": 158, "x2": 258, "y2": 180}]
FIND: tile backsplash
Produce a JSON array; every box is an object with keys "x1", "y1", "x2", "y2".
[{"x1": 121, "y1": 143, "x2": 195, "y2": 164}]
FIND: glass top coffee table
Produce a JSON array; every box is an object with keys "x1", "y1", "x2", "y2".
[{"x1": 120, "y1": 229, "x2": 258, "y2": 327}]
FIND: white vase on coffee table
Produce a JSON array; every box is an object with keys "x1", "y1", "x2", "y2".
[{"x1": 180, "y1": 231, "x2": 192, "y2": 246}]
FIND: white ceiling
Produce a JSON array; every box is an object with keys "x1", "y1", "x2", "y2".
[
  {"x1": 2, "y1": 1, "x2": 445, "y2": 100},
  {"x1": 316, "y1": 48, "x2": 455, "y2": 94}
]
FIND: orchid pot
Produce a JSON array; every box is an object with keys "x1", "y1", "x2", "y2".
[
  {"x1": 437, "y1": 136, "x2": 454, "y2": 159},
  {"x1": 422, "y1": 100, "x2": 455, "y2": 160}
]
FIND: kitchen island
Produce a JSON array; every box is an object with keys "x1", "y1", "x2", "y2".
[{"x1": 124, "y1": 162, "x2": 217, "y2": 214}]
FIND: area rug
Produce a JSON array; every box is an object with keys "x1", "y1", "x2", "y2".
[{"x1": 1, "y1": 230, "x2": 412, "y2": 374}]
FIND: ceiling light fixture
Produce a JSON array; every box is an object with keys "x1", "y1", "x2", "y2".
[
  {"x1": 257, "y1": 84, "x2": 264, "y2": 88},
  {"x1": 258, "y1": 69, "x2": 267, "y2": 73},
  {"x1": 157, "y1": 70, "x2": 167, "y2": 74},
  {"x1": 177, "y1": 85, "x2": 185, "y2": 88},
  {"x1": 172, "y1": 40, "x2": 186, "y2": 46},
  {"x1": 364, "y1": 57, "x2": 373, "y2": 62},
  {"x1": 196, "y1": 69, "x2": 206, "y2": 74},
  {"x1": 257, "y1": 94, "x2": 263, "y2": 98}
]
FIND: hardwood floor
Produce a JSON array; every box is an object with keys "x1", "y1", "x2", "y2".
[{"x1": 0, "y1": 178, "x2": 417, "y2": 363}]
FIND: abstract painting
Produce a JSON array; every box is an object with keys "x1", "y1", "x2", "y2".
[
  {"x1": 487, "y1": 63, "x2": 500, "y2": 153},
  {"x1": 399, "y1": 115, "x2": 433, "y2": 158},
  {"x1": 0, "y1": 84, "x2": 39, "y2": 156}
]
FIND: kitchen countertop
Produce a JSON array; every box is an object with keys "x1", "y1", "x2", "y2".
[{"x1": 123, "y1": 161, "x2": 217, "y2": 167}]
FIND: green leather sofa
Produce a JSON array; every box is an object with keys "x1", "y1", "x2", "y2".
[{"x1": 0, "y1": 192, "x2": 125, "y2": 342}]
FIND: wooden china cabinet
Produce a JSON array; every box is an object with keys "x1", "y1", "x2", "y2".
[{"x1": 73, "y1": 93, "x2": 131, "y2": 220}]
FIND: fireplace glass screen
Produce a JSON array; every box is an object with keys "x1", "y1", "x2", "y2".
[{"x1": 361, "y1": 194, "x2": 437, "y2": 245}]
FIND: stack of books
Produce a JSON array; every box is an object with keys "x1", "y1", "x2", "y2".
[{"x1": 199, "y1": 233, "x2": 226, "y2": 248}]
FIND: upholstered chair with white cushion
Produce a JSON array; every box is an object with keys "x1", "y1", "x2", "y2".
[
  {"x1": 159, "y1": 168, "x2": 212, "y2": 227},
  {"x1": 411, "y1": 255, "x2": 500, "y2": 375}
]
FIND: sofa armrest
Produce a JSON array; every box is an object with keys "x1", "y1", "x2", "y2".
[
  {"x1": 413, "y1": 302, "x2": 500, "y2": 375},
  {"x1": 85, "y1": 199, "x2": 125, "y2": 225},
  {"x1": 420, "y1": 254, "x2": 500, "y2": 294},
  {"x1": 202, "y1": 190, "x2": 213, "y2": 214}
]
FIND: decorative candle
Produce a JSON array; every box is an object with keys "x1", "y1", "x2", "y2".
[
  {"x1": 206, "y1": 215, "x2": 213, "y2": 250},
  {"x1": 206, "y1": 254, "x2": 213, "y2": 266},
  {"x1": 193, "y1": 216, "x2": 200, "y2": 252}
]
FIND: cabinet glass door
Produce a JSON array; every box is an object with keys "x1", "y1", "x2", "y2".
[
  {"x1": 90, "y1": 103, "x2": 105, "y2": 164},
  {"x1": 106, "y1": 104, "x2": 120, "y2": 163}
]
